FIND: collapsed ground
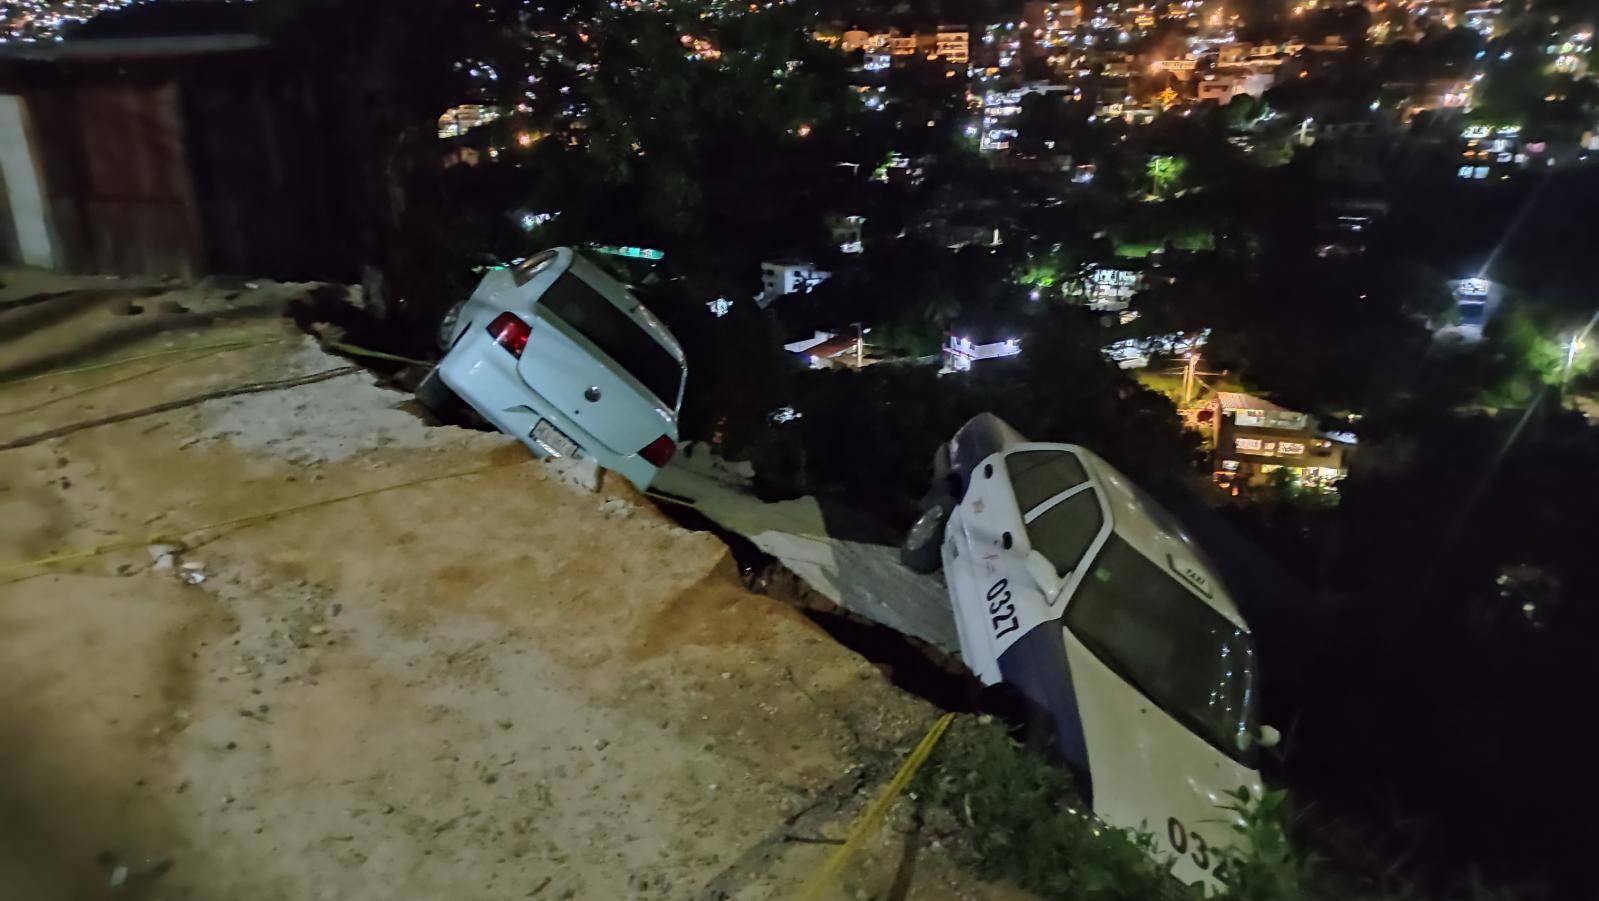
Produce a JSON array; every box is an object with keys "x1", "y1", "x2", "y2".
[{"x1": 0, "y1": 271, "x2": 1034, "y2": 901}]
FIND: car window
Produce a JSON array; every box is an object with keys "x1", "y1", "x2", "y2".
[
  {"x1": 537, "y1": 273, "x2": 683, "y2": 407},
  {"x1": 1007, "y1": 450, "x2": 1088, "y2": 513},
  {"x1": 511, "y1": 250, "x2": 559, "y2": 287},
  {"x1": 1065, "y1": 534, "x2": 1259, "y2": 765},
  {"x1": 1026, "y1": 489, "x2": 1102, "y2": 577}
]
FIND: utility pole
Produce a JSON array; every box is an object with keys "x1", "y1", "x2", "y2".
[{"x1": 1165, "y1": 351, "x2": 1224, "y2": 412}]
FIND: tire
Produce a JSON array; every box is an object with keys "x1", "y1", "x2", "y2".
[
  {"x1": 900, "y1": 496, "x2": 954, "y2": 574},
  {"x1": 415, "y1": 368, "x2": 465, "y2": 421},
  {"x1": 436, "y1": 301, "x2": 467, "y2": 351}
]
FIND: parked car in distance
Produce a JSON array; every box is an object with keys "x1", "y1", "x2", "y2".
[
  {"x1": 421, "y1": 247, "x2": 686, "y2": 490},
  {"x1": 903, "y1": 413, "x2": 1280, "y2": 890}
]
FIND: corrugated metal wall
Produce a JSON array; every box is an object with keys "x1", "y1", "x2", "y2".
[{"x1": 32, "y1": 82, "x2": 202, "y2": 278}]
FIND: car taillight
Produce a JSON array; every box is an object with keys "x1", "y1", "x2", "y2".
[
  {"x1": 639, "y1": 435, "x2": 677, "y2": 468},
  {"x1": 487, "y1": 312, "x2": 531, "y2": 358}
]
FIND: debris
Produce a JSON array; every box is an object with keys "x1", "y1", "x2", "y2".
[
  {"x1": 593, "y1": 739, "x2": 609, "y2": 751},
  {"x1": 148, "y1": 544, "x2": 180, "y2": 572},
  {"x1": 330, "y1": 603, "x2": 343, "y2": 617},
  {"x1": 109, "y1": 865, "x2": 129, "y2": 888},
  {"x1": 308, "y1": 625, "x2": 328, "y2": 636},
  {"x1": 598, "y1": 497, "x2": 635, "y2": 519}
]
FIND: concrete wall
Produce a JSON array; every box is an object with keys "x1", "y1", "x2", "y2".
[{"x1": 0, "y1": 94, "x2": 57, "y2": 268}]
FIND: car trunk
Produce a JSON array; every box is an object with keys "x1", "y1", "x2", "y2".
[{"x1": 517, "y1": 310, "x2": 670, "y2": 458}]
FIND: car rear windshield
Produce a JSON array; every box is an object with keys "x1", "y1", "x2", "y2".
[
  {"x1": 1026, "y1": 489, "x2": 1103, "y2": 578},
  {"x1": 1065, "y1": 534, "x2": 1259, "y2": 765},
  {"x1": 538, "y1": 274, "x2": 682, "y2": 406},
  {"x1": 1007, "y1": 450, "x2": 1088, "y2": 513}
]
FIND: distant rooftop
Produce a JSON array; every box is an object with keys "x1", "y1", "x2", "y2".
[{"x1": 1214, "y1": 391, "x2": 1291, "y2": 413}]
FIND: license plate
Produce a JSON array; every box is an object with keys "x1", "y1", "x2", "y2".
[{"x1": 531, "y1": 419, "x2": 579, "y2": 458}]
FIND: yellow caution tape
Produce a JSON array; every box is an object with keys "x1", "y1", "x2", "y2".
[
  {"x1": 0, "y1": 342, "x2": 252, "y2": 416},
  {"x1": 0, "y1": 458, "x2": 526, "y2": 583},
  {"x1": 797, "y1": 712, "x2": 956, "y2": 900},
  {"x1": 322, "y1": 340, "x2": 434, "y2": 369}
]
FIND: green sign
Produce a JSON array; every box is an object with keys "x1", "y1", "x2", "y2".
[{"x1": 590, "y1": 244, "x2": 665, "y2": 261}]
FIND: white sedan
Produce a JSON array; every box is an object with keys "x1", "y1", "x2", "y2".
[
  {"x1": 422, "y1": 247, "x2": 686, "y2": 490},
  {"x1": 902, "y1": 414, "x2": 1280, "y2": 890}
]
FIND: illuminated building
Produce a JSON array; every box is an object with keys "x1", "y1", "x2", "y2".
[
  {"x1": 934, "y1": 25, "x2": 969, "y2": 65},
  {"x1": 438, "y1": 104, "x2": 502, "y2": 139},
  {"x1": 942, "y1": 332, "x2": 1021, "y2": 373},
  {"x1": 1200, "y1": 393, "x2": 1350, "y2": 492},
  {"x1": 756, "y1": 260, "x2": 830, "y2": 308}
]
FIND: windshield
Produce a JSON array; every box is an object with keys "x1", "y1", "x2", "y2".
[
  {"x1": 1007, "y1": 449, "x2": 1088, "y2": 513},
  {"x1": 537, "y1": 273, "x2": 683, "y2": 408},
  {"x1": 1064, "y1": 534, "x2": 1259, "y2": 765}
]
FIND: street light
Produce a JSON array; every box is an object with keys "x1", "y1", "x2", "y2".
[{"x1": 1563, "y1": 334, "x2": 1584, "y2": 390}]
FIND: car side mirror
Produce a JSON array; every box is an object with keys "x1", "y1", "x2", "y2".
[
  {"x1": 1257, "y1": 724, "x2": 1281, "y2": 749},
  {"x1": 1236, "y1": 724, "x2": 1281, "y2": 753},
  {"x1": 1024, "y1": 551, "x2": 1061, "y2": 597}
]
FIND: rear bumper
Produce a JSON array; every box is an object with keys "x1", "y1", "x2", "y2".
[{"x1": 435, "y1": 329, "x2": 663, "y2": 490}]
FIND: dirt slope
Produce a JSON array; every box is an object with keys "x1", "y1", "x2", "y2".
[{"x1": 0, "y1": 273, "x2": 1026, "y2": 900}]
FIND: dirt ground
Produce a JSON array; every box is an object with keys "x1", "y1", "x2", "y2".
[{"x1": 0, "y1": 270, "x2": 1029, "y2": 901}]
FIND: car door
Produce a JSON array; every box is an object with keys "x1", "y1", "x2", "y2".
[{"x1": 1056, "y1": 537, "x2": 1264, "y2": 890}]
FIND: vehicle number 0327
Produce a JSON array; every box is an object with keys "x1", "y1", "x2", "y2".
[
  {"x1": 1167, "y1": 817, "x2": 1230, "y2": 881},
  {"x1": 986, "y1": 579, "x2": 1020, "y2": 639}
]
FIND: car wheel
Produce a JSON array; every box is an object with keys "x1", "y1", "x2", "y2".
[
  {"x1": 415, "y1": 368, "x2": 466, "y2": 421},
  {"x1": 900, "y1": 496, "x2": 953, "y2": 574},
  {"x1": 436, "y1": 301, "x2": 467, "y2": 351}
]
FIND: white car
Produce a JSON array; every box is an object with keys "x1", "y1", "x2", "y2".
[
  {"x1": 902, "y1": 414, "x2": 1280, "y2": 890},
  {"x1": 424, "y1": 247, "x2": 686, "y2": 490}
]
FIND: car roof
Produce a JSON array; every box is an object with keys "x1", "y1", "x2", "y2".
[
  {"x1": 554, "y1": 248, "x2": 687, "y2": 365},
  {"x1": 1004, "y1": 441, "x2": 1249, "y2": 629}
]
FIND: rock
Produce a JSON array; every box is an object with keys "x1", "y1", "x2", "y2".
[
  {"x1": 308, "y1": 625, "x2": 327, "y2": 636},
  {"x1": 108, "y1": 865, "x2": 128, "y2": 888},
  {"x1": 598, "y1": 498, "x2": 634, "y2": 519},
  {"x1": 330, "y1": 603, "x2": 343, "y2": 617},
  {"x1": 593, "y1": 739, "x2": 609, "y2": 751}
]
